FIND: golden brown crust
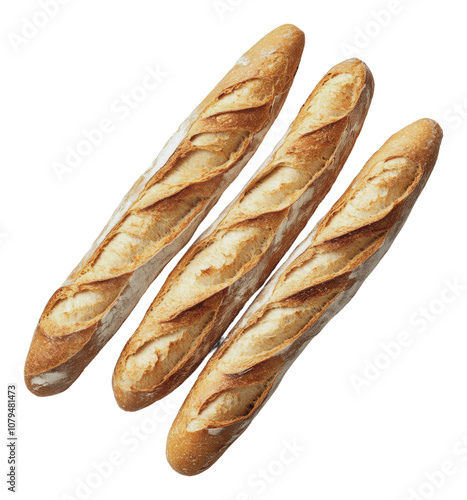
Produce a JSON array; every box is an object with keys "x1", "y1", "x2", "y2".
[
  {"x1": 24, "y1": 24, "x2": 305, "y2": 396},
  {"x1": 112, "y1": 59, "x2": 375, "y2": 411},
  {"x1": 166, "y1": 119, "x2": 443, "y2": 475}
]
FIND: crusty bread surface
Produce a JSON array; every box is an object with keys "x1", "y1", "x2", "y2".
[
  {"x1": 25, "y1": 24, "x2": 305, "y2": 396},
  {"x1": 113, "y1": 58, "x2": 375, "y2": 411},
  {"x1": 166, "y1": 118, "x2": 443, "y2": 475}
]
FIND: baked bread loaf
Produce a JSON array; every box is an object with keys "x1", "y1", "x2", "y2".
[
  {"x1": 24, "y1": 24, "x2": 305, "y2": 396},
  {"x1": 166, "y1": 118, "x2": 443, "y2": 475},
  {"x1": 113, "y1": 59, "x2": 375, "y2": 411}
]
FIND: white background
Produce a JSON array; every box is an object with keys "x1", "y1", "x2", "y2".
[{"x1": 2, "y1": 1, "x2": 467, "y2": 499}]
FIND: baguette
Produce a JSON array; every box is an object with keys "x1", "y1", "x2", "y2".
[
  {"x1": 166, "y1": 118, "x2": 443, "y2": 475},
  {"x1": 24, "y1": 24, "x2": 305, "y2": 396},
  {"x1": 113, "y1": 59, "x2": 374, "y2": 411}
]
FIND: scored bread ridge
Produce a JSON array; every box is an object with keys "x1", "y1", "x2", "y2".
[
  {"x1": 24, "y1": 24, "x2": 305, "y2": 396},
  {"x1": 113, "y1": 58, "x2": 375, "y2": 411},
  {"x1": 166, "y1": 118, "x2": 443, "y2": 475}
]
